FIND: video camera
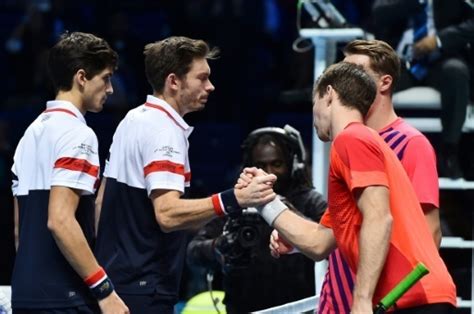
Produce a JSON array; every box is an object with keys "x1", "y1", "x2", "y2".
[{"x1": 214, "y1": 208, "x2": 264, "y2": 273}]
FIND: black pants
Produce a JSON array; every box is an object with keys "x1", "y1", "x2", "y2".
[
  {"x1": 395, "y1": 302, "x2": 456, "y2": 313},
  {"x1": 120, "y1": 294, "x2": 175, "y2": 314},
  {"x1": 13, "y1": 304, "x2": 100, "y2": 314},
  {"x1": 396, "y1": 57, "x2": 470, "y2": 145}
]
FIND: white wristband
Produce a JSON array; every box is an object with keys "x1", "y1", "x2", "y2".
[{"x1": 257, "y1": 198, "x2": 287, "y2": 226}]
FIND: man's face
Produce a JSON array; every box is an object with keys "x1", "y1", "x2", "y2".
[
  {"x1": 177, "y1": 58, "x2": 215, "y2": 114},
  {"x1": 83, "y1": 67, "x2": 114, "y2": 113},
  {"x1": 251, "y1": 142, "x2": 290, "y2": 194},
  {"x1": 312, "y1": 91, "x2": 331, "y2": 142}
]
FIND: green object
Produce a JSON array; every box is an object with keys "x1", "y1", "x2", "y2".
[
  {"x1": 373, "y1": 263, "x2": 429, "y2": 313},
  {"x1": 181, "y1": 291, "x2": 226, "y2": 314}
]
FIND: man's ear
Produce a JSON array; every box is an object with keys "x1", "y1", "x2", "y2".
[
  {"x1": 326, "y1": 85, "x2": 334, "y2": 106},
  {"x1": 74, "y1": 69, "x2": 87, "y2": 90},
  {"x1": 166, "y1": 73, "x2": 180, "y2": 92},
  {"x1": 379, "y1": 74, "x2": 393, "y2": 94}
]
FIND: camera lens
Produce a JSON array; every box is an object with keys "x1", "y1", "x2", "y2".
[{"x1": 238, "y1": 225, "x2": 259, "y2": 248}]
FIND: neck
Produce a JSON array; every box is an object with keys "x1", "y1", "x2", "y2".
[
  {"x1": 55, "y1": 90, "x2": 86, "y2": 115},
  {"x1": 364, "y1": 94, "x2": 398, "y2": 131},
  {"x1": 331, "y1": 104, "x2": 364, "y2": 139},
  {"x1": 153, "y1": 92, "x2": 184, "y2": 117}
]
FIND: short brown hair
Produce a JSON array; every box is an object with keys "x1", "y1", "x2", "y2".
[
  {"x1": 144, "y1": 36, "x2": 219, "y2": 93},
  {"x1": 314, "y1": 62, "x2": 376, "y2": 117},
  {"x1": 48, "y1": 32, "x2": 118, "y2": 93},
  {"x1": 343, "y1": 39, "x2": 400, "y2": 93}
]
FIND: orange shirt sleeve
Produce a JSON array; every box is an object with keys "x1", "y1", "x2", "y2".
[
  {"x1": 320, "y1": 208, "x2": 332, "y2": 228},
  {"x1": 332, "y1": 128, "x2": 389, "y2": 192}
]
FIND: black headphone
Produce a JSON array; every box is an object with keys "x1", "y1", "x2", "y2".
[{"x1": 241, "y1": 124, "x2": 307, "y2": 176}]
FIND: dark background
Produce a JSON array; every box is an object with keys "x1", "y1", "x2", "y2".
[{"x1": 0, "y1": 0, "x2": 471, "y2": 310}]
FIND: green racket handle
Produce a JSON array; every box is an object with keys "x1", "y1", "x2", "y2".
[{"x1": 373, "y1": 263, "x2": 429, "y2": 313}]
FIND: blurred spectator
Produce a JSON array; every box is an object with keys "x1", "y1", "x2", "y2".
[
  {"x1": 187, "y1": 125, "x2": 327, "y2": 313},
  {"x1": 372, "y1": 0, "x2": 474, "y2": 179},
  {"x1": 100, "y1": 11, "x2": 145, "y2": 113},
  {"x1": 4, "y1": 0, "x2": 99, "y2": 107}
]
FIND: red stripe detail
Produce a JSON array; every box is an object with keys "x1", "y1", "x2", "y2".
[
  {"x1": 44, "y1": 108, "x2": 77, "y2": 117},
  {"x1": 212, "y1": 194, "x2": 225, "y2": 217},
  {"x1": 184, "y1": 172, "x2": 191, "y2": 182},
  {"x1": 54, "y1": 157, "x2": 99, "y2": 177},
  {"x1": 84, "y1": 267, "x2": 106, "y2": 286},
  {"x1": 144, "y1": 160, "x2": 185, "y2": 177},
  {"x1": 144, "y1": 103, "x2": 184, "y2": 130}
]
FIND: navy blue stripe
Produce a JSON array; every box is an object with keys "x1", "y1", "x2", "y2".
[
  {"x1": 331, "y1": 253, "x2": 351, "y2": 312},
  {"x1": 328, "y1": 254, "x2": 340, "y2": 314},
  {"x1": 390, "y1": 134, "x2": 407, "y2": 150},
  {"x1": 382, "y1": 130, "x2": 400, "y2": 143},
  {"x1": 338, "y1": 251, "x2": 354, "y2": 294},
  {"x1": 319, "y1": 272, "x2": 329, "y2": 313},
  {"x1": 397, "y1": 142, "x2": 408, "y2": 161},
  {"x1": 378, "y1": 127, "x2": 393, "y2": 136}
]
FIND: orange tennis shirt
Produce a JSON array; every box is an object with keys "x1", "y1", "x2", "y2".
[{"x1": 320, "y1": 122, "x2": 456, "y2": 309}]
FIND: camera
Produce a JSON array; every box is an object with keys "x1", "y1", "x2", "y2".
[{"x1": 215, "y1": 209, "x2": 263, "y2": 273}]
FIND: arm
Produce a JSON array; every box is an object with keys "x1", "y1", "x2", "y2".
[
  {"x1": 270, "y1": 206, "x2": 336, "y2": 261},
  {"x1": 14, "y1": 196, "x2": 19, "y2": 251},
  {"x1": 422, "y1": 204, "x2": 441, "y2": 248},
  {"x1": 400, "y1": 136, "x2": 440, "y2": 248},
  {"x1": 151, "y1": 173, "x2": 277, "y2": 232},
  {"x1": 48, "y1": 186, "x2": 128, "y2": 313},
  {"x1": 94, "y1": 178, "x2": 106, "y2": 235},
  {"x1": 352, "y1": 186, "x2": 393, "y2": 313}
]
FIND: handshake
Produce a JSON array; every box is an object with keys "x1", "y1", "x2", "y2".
[{"x1": 234, "y1": 167, "x2": 289, "y2": 226}]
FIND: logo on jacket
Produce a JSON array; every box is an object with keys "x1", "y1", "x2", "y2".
[
  {"x1": 155, "y1": 145, "x2": 181, "y2": 158},
  {"x1": 73, "y1": 143, "x2": 97, "y2": 156}
]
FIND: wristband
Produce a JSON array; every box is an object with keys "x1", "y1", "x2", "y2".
[
  {"x1": 257, "y1": 197, "x2": 287, "y2": 226},
  {"x1": 84, "y1": 267, "x2": 114, "y2": 300},
  {"x1": 211, "y1": 189, "x2": 242, "y2": 217}
]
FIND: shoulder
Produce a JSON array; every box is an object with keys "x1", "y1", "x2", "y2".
[{"x1": 333, "y1": 124, "x2": 380, "y2": 154}]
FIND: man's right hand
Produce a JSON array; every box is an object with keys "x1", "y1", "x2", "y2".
[
  {"x1": 269, "y1": 229, "x2": 294, "y2": 258},
  {"x1": 98, "y1": 291, "x2": 129, "y2": 314},
  {"x1": 234, "y1": 168, "x2": 277, "y2": 208}
]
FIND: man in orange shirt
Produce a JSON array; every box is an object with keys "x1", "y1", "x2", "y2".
[{"x1": 243, "y1": 62, "x2": 456, "y2": 313}]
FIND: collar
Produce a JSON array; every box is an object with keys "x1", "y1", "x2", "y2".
[
  {"x1": 144, "y1": 95, "x2": 193, "y2": 136},
  {"x1": 45, "y1": 100, "x2": 87, "y2": 125}
]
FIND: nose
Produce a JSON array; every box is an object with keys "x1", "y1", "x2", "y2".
[
  {"x1": 106, "y1": 82, "x2": 114, "y2": 95},
  {"x1": 263, "y1": 165, "x2": 274, "y2": 175},
  {"x1": 207, "y1": 80, "x2": 215, "y2": 92}
]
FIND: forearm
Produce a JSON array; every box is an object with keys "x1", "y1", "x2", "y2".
[
  {"x1": 274, "y1": 209, "x2": 336, "y2": 261},
  {"x1": 353, "y1": 214, "x2": 392, "y2": 303},
  {"x1": 50, "y1": 217, "x2": 100, "y2": 279},
  {"x1": 153, "y1": 191, "x2": 216, "y2": 232}
]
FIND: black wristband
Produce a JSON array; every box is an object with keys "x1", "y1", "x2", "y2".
[
  {"x1": 220, "y1": 189, "x2": 242, "y2": 217},
  {"x1": 90, "y1": 276, "x2": 114, "y2": 300}
]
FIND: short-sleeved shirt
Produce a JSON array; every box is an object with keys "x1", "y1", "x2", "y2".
[
  {"x1": 319, "y1": 118, "x2": 440, "y2": 313},
  {"x1": 320, "y1": 122, "x2": 456, "y2": 310},
  {"x1": 11, "y1": 100, "x2": 99, "y2": 309},
  {"x1": 95, "y1": 95, "x2": 192, "y2": 301}
]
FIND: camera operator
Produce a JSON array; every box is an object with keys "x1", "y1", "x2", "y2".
[{"x1": 186, "y1": 125, "x2": 327, "y2": 313}]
